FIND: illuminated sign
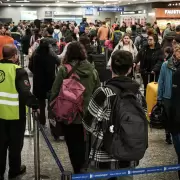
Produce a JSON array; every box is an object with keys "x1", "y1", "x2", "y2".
[{"x1": 165, "y1": 9, "x2": 180, "y2": 14}]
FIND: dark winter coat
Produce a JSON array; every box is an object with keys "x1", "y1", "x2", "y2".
[
  {"x1": 170, "y1": 62, "x2": 180, "y2": 133},
  {"x1": 21, "y1": 35, "x2": 31, "y2": 55},
  {"x1": 43, "y1": 36, "x2": 60, "y2": 55},
  {"x1": 28, "y1": 47, "x2": 60, "y2": 99},
  {"x1": 136, "y1": 43, "x2": 164, "y2": 74}
]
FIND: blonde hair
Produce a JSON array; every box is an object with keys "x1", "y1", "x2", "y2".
[
  {"x1": 174, "y1": 44, "x2": 180, "y2": 52},
  {"x1": 126, "y1": 27, "x2": 132, "y2": 34}
]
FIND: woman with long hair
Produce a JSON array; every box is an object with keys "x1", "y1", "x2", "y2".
[
  {"x1": 50, "y1": 41, "x2": 100, "y2": 174},
  {"x1": 108, "y1": 33, "x2": 138, "y2": 66}
]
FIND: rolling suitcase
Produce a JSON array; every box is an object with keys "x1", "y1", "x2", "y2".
[
  {"x1": 146, "y1": 74, "x2": 158, "y2": 120},
  {"x1": 90, "y1": 47, "x2": 112, "y2": 83}
]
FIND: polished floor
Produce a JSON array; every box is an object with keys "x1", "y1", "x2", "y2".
[{"x1": 4, "y1": 127, "x2": 179, "y2": 180}]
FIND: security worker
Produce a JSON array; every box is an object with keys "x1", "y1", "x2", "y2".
[{"x1": 0, "y1": 44, "x2": 38, "y2": 180}]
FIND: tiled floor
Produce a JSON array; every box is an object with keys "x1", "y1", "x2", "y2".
[
  {"x1": 3, "y1": 58, "x2": 179, "y2": 180},
  {"x1": 4, "y1": 127, "x2": 178, "y2": 180}
]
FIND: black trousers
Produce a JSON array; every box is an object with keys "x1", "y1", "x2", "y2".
[
  {"x1": 0, "y1": 119, "x2": 26, "y2": 177},
  {"x1": 63, "y1": 124, "x2": 85, "y2": 174}
]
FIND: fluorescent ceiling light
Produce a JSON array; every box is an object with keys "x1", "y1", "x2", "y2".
[
  {"x1": 16, "y1": 0, "x2": 30, "y2": 2},
  {"x1": 78, "y1": 1, "x2": 92, "y2": 3},
  {"x1": 7, "y1": 0, "x2": 10, "y2": 1},
  {"x1": 21, "y1": 4, "x2": 23, "y2": 6},
  {"x1": 8, "y1": 4, "x2": 11, "y2": 6}
]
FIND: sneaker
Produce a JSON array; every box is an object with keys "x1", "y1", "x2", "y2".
[
  {"x1": 9, "y1": 165, "x2": 26, "y2": 179},
  {"x1": 166, "y1": 138, "x2": 172, "y2": 145}
]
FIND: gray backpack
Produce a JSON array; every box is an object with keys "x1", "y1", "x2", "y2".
[{"x1": 103, "y1": 85, "x2": 148, "y2": 161}]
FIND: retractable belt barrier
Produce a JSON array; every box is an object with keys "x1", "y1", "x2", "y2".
[
  {"x1": 32, "y1": 110, "x2": 72, "y2": 180},
  {"x1": 72, "y1": 164, "x2": 180, "y2": 179}
]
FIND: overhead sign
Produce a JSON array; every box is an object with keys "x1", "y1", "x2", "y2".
[
  {"x1": 45, "y1": 11, "x2": 52, "y2": 17},
  {"x1": 53, "y1": 11, "x2": 83, "y2": 16},
  {"x1": 97, "y1": 7, "x2": 124, "y2": 12},
  {"x1": 21, "y1": 11, "x2": 37, "y2": 20},
  {"x1": 156, "y1": 8, "x2": 180, "y2": 18},
  {"x1": 165, "y1": 9, "x2": 180, "y2": 14}
]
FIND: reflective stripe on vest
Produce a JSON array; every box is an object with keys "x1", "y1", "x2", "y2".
[{"x1": 0, "y1": 63, "x2": 20, "y2": 120}]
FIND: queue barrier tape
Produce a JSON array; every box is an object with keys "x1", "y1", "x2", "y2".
[{"x1": 72, "y1": 164, "x2": 180, "y2": 179}]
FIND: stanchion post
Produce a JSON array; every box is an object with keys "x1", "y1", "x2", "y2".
[
  {"x1": 33, "y1": 110, "x2": 40, "y2": 180},
  {"x1": 32, "y1": 110, "x2": 50, "y2": 180},
  {"x1": 25, "y1": 107, "x2": 34, "y2": 137},
  {"x1": 61, "y1": 171, "x2": 72, "y2": 180}
]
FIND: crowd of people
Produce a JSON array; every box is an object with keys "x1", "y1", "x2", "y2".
[{"x1": 0, "y1": 18, "x2": 180, "y2": 180}]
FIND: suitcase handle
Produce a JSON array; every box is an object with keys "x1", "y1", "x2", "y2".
[{"x1": 148, "y1": 73, "x2": 156, "y2": 83}]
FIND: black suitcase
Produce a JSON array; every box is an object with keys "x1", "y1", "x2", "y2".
[
  {"x1": 90, "y1": 48, "x2": 112, "y2": 83},
  {"x1": 49, "y1": 119, "x2": 64, "y2": 141}
]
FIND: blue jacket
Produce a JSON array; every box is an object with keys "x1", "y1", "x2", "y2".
[{"x1": 158, "y1": 57, "x2": 176, "y2": 100}]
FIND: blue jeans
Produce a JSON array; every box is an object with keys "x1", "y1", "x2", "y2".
[{"x1": 172, "y1": 133, "x2": 180, "y2": 179}]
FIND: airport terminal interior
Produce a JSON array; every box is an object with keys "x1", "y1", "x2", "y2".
[{"x1": 1, "y1": 0, "x2": 180, "y2": 179}]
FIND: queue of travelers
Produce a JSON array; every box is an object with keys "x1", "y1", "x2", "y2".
[{"x1": 0, "y1": 19, "x2": 180, "y2": 180}]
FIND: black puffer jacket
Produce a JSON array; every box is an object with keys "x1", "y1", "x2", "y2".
[
  {"x1": 42, "y1": 36, "x2": 60, "y2": 55},
  {"x1": 28, "y1": 45, "x2": 60, "y2": 99},
  {"x1": 136, "y1": 43, "x2": 164, "y2": 74},
  {"x1": 170, "y1": 62, "x2": 180, "y2": 133}
]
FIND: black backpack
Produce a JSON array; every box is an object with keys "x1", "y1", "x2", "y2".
[
  {"x1": 150, "y1": 104, "x2": 164, "y2": 129},
  {"x1": 103, "y1": 85, "x2": 148, "y2": 161},
  {"x1": 140, "y1": 35, "x2": 148, "y2": 49},
  {"x1": 113, "y1": 31, "x2": 122, "y2": 47}
]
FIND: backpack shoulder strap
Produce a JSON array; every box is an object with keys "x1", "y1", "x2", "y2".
[{"x1": 64, "y1": 63, "x2": 80, "y2": 78}]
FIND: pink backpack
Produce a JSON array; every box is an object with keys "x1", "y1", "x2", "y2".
[{"x1": 50, "y1": 64, "x2": 85, "y2": 124}]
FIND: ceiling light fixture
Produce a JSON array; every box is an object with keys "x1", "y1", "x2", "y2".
[
  {"x1": 8, "y1": 4, "x2": 11, "y2": 6},
  {"x1": 128, "y1": 2, "x2": 130, "y2": 4},
  {"x1": 57, "y1": 0, "x2": 59, "y2": 2},
  {"x1": 7, "y1": 0, "x2": 10, "y2": 1},
  {"x1": 46, "y1": 5, "x2": 49, "y2": 6},
  {"x1": 21, "y1": 4, "x2": 23, "y2": 6},
  {"x1": 16, "y1": 0, "x2": 30, "y2": 2}
]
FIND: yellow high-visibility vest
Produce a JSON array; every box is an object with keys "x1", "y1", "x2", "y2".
[{"x1": 0, "y1": 63, "x2": 20, "y2": 120}]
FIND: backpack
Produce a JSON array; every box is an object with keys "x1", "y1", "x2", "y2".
[
  {"x1": 150, "y1": 104, "x2": 164, "y2": 129},
  {"x1": 103, "y1": 85, "x2": 148, "y2": 161},
  {"x1": 140, "y1": 35, "x2": 148, "y2": 49},
  {"x1": 53, "y1": 32, "x2": 60, "y2": 42},
  {"x1": 80, "y1": 23, "x2": 86, "y2": 33},
  {"x1": 50, "y1": 64, "x2": 85, "y2": 124},
  {"x1": 89, "y1": 29, "x2": 97, "y2": 37},
  {"x1": 113, "y1": 32, "x2": 122, "y2": 47}
]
